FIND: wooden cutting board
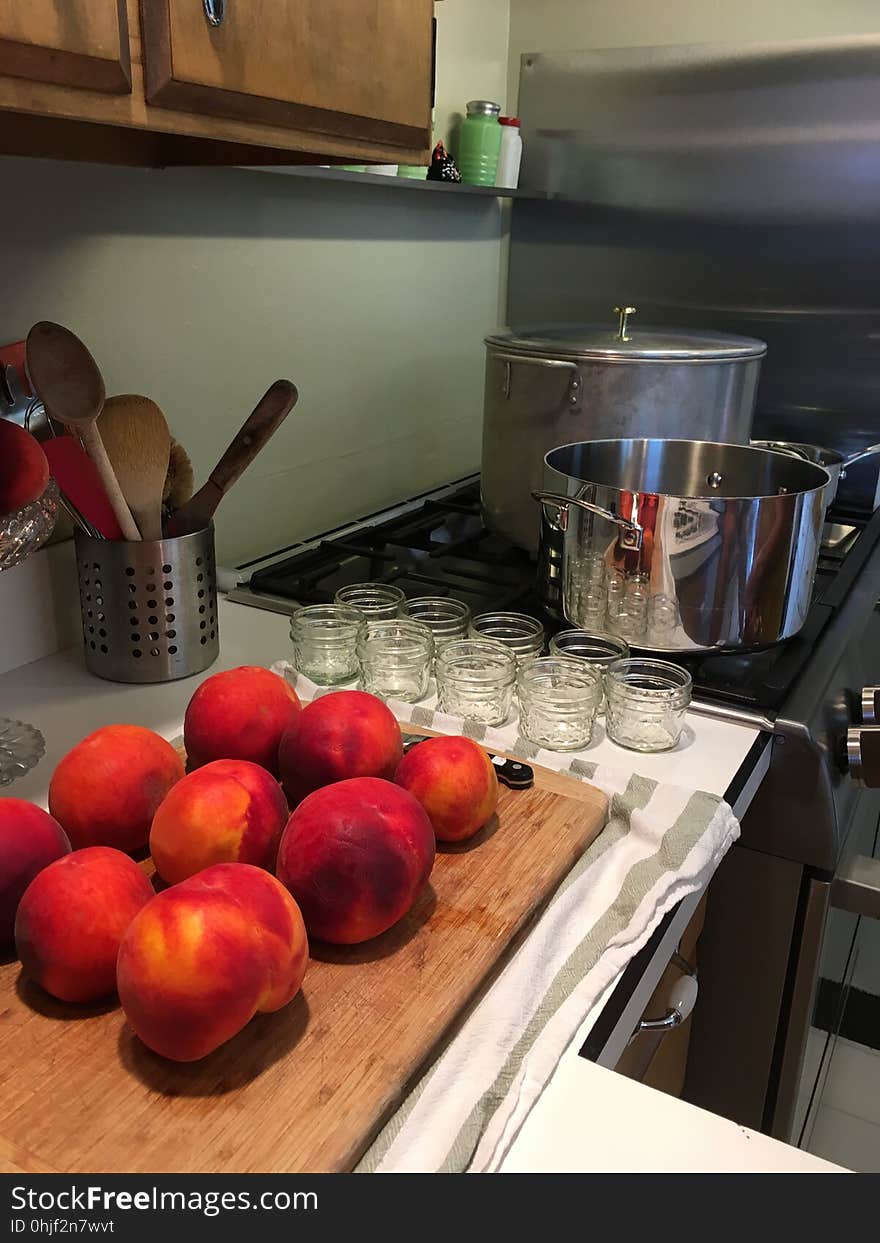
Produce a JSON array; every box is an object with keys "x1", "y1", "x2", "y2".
[{"x1": 0, "y1": 746, "x2": 607, "y2": 1174}]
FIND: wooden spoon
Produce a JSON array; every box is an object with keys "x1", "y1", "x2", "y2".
[
  {"x1": 25, "y1": 322, "x2": 141, "y2": 541},
  {"x1": 99, "y1": 394, "x2": 171, "y2": 540},
  {"x1": 165, "y1": 380, "x2": 298, "y2": 537}
]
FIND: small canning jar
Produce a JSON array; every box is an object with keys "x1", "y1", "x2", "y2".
[
  {"x1": 399, "y1": 596, "x2": 471, "y2": 650},
  {"x1": 517, "y1": 657, "x2": 602, "y2": 752},
  {"x1": 357, "y1": 618, "x2": 434, "y2": 703},
  {"x1": 290, "y1": 604, "x2": 365, "y2": 685},
  {"x1": 604, "y1": 658, "x2": 692, "y2": 752},
  {"x1": 435, "y1": 639, "x2": 517, "y2": 726},
  {"x1": 334, "y1": 582, "x2": 405, "y2": 621},
  {"x1": 469, "y1": 611, "x2": 545, "y2": 665},
  {"x1": 549, "y1": 629, "x2": 630, "y2": 712}
]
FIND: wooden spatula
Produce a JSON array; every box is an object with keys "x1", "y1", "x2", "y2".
[
  {"x1": 99, "y1": 395, "x2": 171, "y2": 541},
  {"x1": 25, "y1": 322, "x2": 140, "y2": 541},
  {"x1": 165, "y1": 380, "x2": 298, "y2": 537}
]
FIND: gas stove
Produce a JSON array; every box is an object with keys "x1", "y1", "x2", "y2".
[{"x1": 226, "y1": 475, "x2": 880, "y2": 731}]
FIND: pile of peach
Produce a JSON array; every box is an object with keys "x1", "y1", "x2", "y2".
[{"x1": 0, "y1": 664, "x2": 498, "y2": 1062}]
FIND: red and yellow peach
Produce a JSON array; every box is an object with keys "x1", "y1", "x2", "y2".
[
  {"x1": 276, "y1": 776, "x2": 435, "y2": 944},
  {"x1": 0, "y1": 419, "x2": 49, "y2": 516},
  {"x1": 0, "y1": 799, "x2": 71, "y2": 945},
  {"x1": 117, "y1": 862, "x2": 309, "y2": 1061},
  {"x1": 277, "y1": 690, "x2": 403, "y2": 806},
  {"x1": 15, "y1": 846, "x2": 154, "y2": 1002},
  {"x1": 49, "y1": 724, "x2": 184, "y2": 854},
  {"x1": 184, "y1": 666, "x2": 301, "y2": 776},
  {"x1": 149, "y1": 758, "x2": 288, "y2": 884},
  {"x1": 394, "y1": 735, "x2": 499, "y2": 843}
]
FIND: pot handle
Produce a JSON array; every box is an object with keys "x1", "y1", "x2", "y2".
[
  {"x1": 532, "y1": 490, "x2": 643, "y2": 550},
  {"x1": 844, "y1": 443, "x2": 880, "y2": 468},
  {"x1": 493, "y1": 354, "x2": 582, "y2": 406}
]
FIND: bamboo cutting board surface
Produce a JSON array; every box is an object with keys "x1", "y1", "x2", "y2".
[{"x1": 0, "y1": 749, "x2": 606, "y2": 1174}]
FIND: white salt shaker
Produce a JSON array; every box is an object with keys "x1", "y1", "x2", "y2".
[{"x1": 496, "y1": 116, "x2": 522, "y2": 189}]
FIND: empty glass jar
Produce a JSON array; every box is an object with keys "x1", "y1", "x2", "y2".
[
  {"x1": 399, "y1": 596, "x2": 471, "y2": 650},
  {"x1": 604, "y1": 658, "x2": 692, "y2": 752},
  {"x1": 517, "y1": 657, "x2": 602, "y2": 751},
  {"x1": 435, "y1": 639, "x2": 517, "y2": 726},
  {"x1": 357, "y1": 618, "x2": 433, "y2": 703},
  {"x1": 469, "y1": 612, "x2": 545, "y2": 665},
  {"x1": 290, "y1": 604, "x2": 365, "y2": 685},
  {"x1": 549, "y1": 629, "x2": 630, "y2": 712},
  {"x1": 334, "y1": 582, "x2": 405, "y2": 621}
]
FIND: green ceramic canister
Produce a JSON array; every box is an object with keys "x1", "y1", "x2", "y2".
[{"x1": 457, "y1": 100, "x2": 502, "y2": 185}]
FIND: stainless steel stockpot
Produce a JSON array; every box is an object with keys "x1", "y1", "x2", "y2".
[
  {"x1": 482, "y1": 309, "x2": 766, "y2": 550},
  {"x1": 534, "y1": 439, "x2": 829, "y2": 653}
]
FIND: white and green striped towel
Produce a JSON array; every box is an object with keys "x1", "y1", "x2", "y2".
[{"x1": 272, "y1": 664, "x2": 740, "y2": 1173}]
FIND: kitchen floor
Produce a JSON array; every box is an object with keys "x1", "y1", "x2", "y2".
[{"x1": 804, "y1": 1032, "x2": 880, "y2": 1172}]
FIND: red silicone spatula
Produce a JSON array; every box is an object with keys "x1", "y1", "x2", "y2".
[{"x1": 43, "y1": 435, "x2": 125, "y2": 539}]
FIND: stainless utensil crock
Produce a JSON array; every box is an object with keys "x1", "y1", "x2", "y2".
[
  {"x1": 482, "y1": 310, "x2": 766, "y2": 550},
  {"x1": 74, "y1": 525, "x2": 219, "y2": 683},
  {"x1": 535, "y1": 439, "x2": 828, "y2": 653}
]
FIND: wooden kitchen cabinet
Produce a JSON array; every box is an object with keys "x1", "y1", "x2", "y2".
[
  {"x1": 0, "y1": 1, "x2": 131, "y2": 94},
  {"x1": 0, "y1": 0, "x2": 432, "y2": 167}
]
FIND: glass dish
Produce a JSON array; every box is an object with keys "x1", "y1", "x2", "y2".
[
  {"x1": 399, "y1": 596, "x2": 471, "y2": 650},
  {"x1": 357, "y1": 619, "x2": 433, "y2": 703},
  {"x1": 290, "y1": 603, "x2": 365, "y2": 685},
  {"x1": 0, "y1": 717, "x2": 46, "y2": 787},
  {"x1": 517, "y1": 657, "x2": 602, "y2": 752},
  {"x1": 0, "y1": 478, "x2": 58, "y2": 573},
  {"x1": 604, "y1": 658, "x2": 692, "y2": 752},
  {"x1": 334, "y1": 582, "x2": 405, "y2": 621},
  {"x1": 469, "y1": 611, "x2": 545, "y2": 665},
  {"x1": 435, "y1": 639, "x2": 517, "y2": 726}
]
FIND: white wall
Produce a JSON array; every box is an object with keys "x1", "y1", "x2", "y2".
[
  {"x1": 0, "y1": 1, "x2": 511, "y2": 568},
  {"x1": 508, "y1": 0, "x2": 880, "y2": 109}
]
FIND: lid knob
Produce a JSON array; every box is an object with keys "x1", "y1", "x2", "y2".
[{"x1": 613, "y1": 306, "x2": 637, "y2": 341}]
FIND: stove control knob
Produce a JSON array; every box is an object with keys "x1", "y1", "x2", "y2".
[
  {"x1": 861, "y1": 688, "x2": 880, "y2": 725},
  {"x1": 847, "y1": 726, "x2": 880, "y2": 787}
]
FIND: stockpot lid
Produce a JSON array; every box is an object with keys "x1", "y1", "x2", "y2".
[{"x1": 485, "y1": 308, "x2": 766, "y2": 363}]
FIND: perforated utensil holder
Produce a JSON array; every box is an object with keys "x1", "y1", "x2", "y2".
[{"x1": 74, "y1": 526, "x2": 219, "y2": 683}]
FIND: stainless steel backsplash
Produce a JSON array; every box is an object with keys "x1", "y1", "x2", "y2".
[{"x1": 508, "y1": 37, "x2": 880, "y2": 455}]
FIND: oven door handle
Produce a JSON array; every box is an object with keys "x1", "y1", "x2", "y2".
[{"x1": 831, "y1": 854, "x2": 880, "y2": 920}]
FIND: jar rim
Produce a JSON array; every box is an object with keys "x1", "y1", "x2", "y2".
[
  {"x1": 436, "y1": 638, "x2": 517, "y2": 678},
  {"x1": 293, "y1": 603, "x2": 365, "y2": 626},
  {"x1": 605, "y1": 657, "x2": 692, "y2": 695},
  {"x1": 518, "y1": 656, "x2": 602, "y2": 696},
  {"x1": 550, "y1": 629, "x2": 630, "y2": 662}
]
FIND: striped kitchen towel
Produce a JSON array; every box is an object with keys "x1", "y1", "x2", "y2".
[{"x1": 272, "y1": 665, "x2": 740, "y2": 1173}]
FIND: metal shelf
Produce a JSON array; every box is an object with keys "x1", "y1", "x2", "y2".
[{"x1": 244, "y1": 163, "x2": 549, "y2": 200}]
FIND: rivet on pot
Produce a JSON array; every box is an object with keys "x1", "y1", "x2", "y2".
[{"x1": 707, "y1": 472, "x2": 723, "y2": 489}]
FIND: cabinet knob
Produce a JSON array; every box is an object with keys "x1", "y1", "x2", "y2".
[
  {"x1": 846, "y1": 726, "x2": 880, "y2": 787},
  {"x1": 203, "y1": 0, "x2": 226, "y2": 28}
]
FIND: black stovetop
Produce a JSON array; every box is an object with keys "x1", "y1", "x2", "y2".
[{"x1": 247, "y1": 480, "x2": 880, "y2": 717}]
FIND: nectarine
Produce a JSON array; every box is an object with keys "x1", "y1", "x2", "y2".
[
  {"x1": 149, "y1": 758, "x2": 288, "y2": 884},
  {"x1": 49, "y1": 724, "x2": 184, "y2": 853},
  {"x1": 184, "y1": 665, "x2": 301, "y2": 776},
  {"x1": 117, "y1": 863, "x2": 309, "y2": 1061},
  {"x1": 394, "y1": 735, "x2": 499, "y2": 843},
  {"x1": 277, "y1": 689, "x2": 403, "y2": 806},
  {"x1": 0, "y1": 799, "x2": 70, "y2": 945},
  {"x1": 277, "y1": 776, "x2": 434, "y2": 944},
  {"x1": 15, "y1": 846, "x2": 154, "y2": 1002},
  {"x1": 0, "y1": 419, "x2": 49, "y2": 516}
]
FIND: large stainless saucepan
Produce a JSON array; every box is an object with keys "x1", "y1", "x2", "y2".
[
  {"x1": 752, "y1": 440, "x2": 880, "y2": 512},
  {"x1": 482, "y1": 308, "x2": 766, "y2": 550},
  {"x1": 534, "y1": 439, "x2": 829, "y2": 653}
]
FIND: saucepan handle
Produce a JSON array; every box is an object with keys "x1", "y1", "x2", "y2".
[
  {"x1": 532, "y1": 489, "x2": 644, "y2": 551},
  {"x1": 843, "y1": 443, "x2": 880, "y2": 468}
]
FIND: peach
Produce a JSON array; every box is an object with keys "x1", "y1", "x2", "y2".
[
  {"x1": 0, "y1": 419, "x2": 49, "y2": 516},
  {"x1": 117, "y1": 862, "x2": 308, "y2": 1061},
  {"x1": 149, "y1": 758, "x2": 288, "y2": 884},
  {"x1": 277, "y1": 690, "x2": 403, "y2": 806},
  {"x1": 394, "y1": 735, "x2": 499, "y2": 843},
  {"x1": 49, "y1": 724, "x2": 184, "y2": 853},
  {"x1": 184, "y1": 665, "x2": 301, "y2": 776},
  {"x1": 276, "y1": 776, "x2": 434, "y2": 944},
  {"x1": 15, "y1": 846, "x2": 154, "y2": 1002},
  {"x1": 0, "y1": 799, "x2": 71, "y2": 945}
]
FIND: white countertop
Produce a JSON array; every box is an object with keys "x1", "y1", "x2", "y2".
[{"x1": 0, "y1": 597, "x2": 835, "y2": 1171}]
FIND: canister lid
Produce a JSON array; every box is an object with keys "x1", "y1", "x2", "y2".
[
  {"x1": 467, "y1": 100, "x2": 502, "y2": 116},
  {"x1": 486, "y1": 312, "x2": 766, "y2": 362}
]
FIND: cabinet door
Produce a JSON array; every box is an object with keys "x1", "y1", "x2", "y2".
[
  {"x1": 0, "y1": 1, "x2": 131, "y2": 94},
  {"x1": 142, "y1": 0, "x2": 432, "y2": 150}
]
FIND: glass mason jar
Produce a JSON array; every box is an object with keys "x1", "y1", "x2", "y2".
[
  {"x1": 469, "y1": 611, "x2": 545, "y2": 665},
  {"x1": 517, "y1": 657, "x2": 602, "y2": 752},
  {"x1": 457, "y1": 99, "x2": 502, "y2": 186},
  {"x1": 399, "y1": 596, "x2": 471, "y2": 651},
  {"x1": 356, "y1": 619, "x2": 434, "y2": 703},
  {"x1": 290, "y1": 604, "x2": 365, "y2": 685},
  {"x1": 435, "y1": 639, "x2": 517, "y2": 726},
  {"x1": 334, "y1": 582, "x2": 405, "y2": 622},
  {"x1": 604, "y1": 658, "x2": 692, "y2": 752},
  {"x1": 549, "y1": 629, "x2": 630, "y2": 712}
]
